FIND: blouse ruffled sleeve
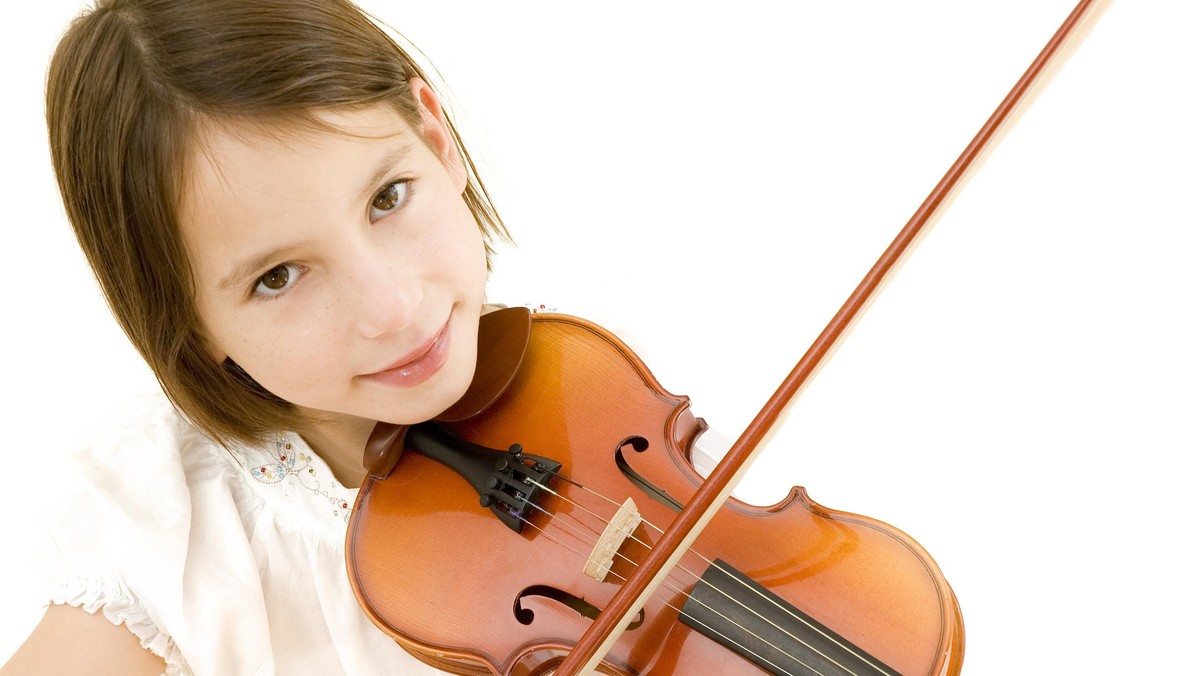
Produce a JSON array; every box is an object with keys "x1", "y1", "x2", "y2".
[
  {"x1": 35, "y1": 394, "x2": 224, "y2": 675},
  {"x1": 32, "y1": 390, "x2": 435, "y2": 675},
  {"x1": 44, "y1": 573, "x2": 184, "y2": 672}
]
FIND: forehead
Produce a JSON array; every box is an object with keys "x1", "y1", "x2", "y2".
[
  {"x1": 177, "y1": 105, "x2": 420, "y2": 271},
  {"x1": 184, "y1": 105, "x2": 416, "y2": 202}
]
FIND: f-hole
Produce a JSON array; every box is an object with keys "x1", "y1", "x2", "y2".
[
  {"x1": 614, "y1": 436, "x2": 684, "y2": 512},
  {"x1": 514, "y1": 585, "x2": 644, "y2": 630}
]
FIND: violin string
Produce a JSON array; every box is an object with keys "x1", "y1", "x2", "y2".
[
  {"x1": 531, "y1": 477, "x2": 736, "y2": 598},
  {"x1": 537, "y1": 475, "x2": 703, "y2": 574},
  {"x1": 569, "y1": 479, "x2": 885, "y2": 676},
  {"x1": 522, "y1": 494, "x2": 852, "y2": 676},
  {"x1": 520, "y1": 483, "x2": 858, "y2": 676},
  {"x1": 540, "y1": 475, "x2": 886, "y2": 676},
  {"x1": 530, "y1": 480, "x2": 859, "y2": 672},
  {"x1": 520, "y1": 499, "x2": 698, "y2": 601},
  {"x1": 516, "y1": 507, "x2": 816, "y2": 676}
]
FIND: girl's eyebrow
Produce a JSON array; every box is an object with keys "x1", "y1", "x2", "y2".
[
  {"x1": 219, "y1": 245, "x2": 305, "y2": 292},
  {"x1": 216, "y1": 142, "x2": 417, "y2": 293},
  {"x1": 357, "y1": 142, "x2": 415, "y2": 205}
]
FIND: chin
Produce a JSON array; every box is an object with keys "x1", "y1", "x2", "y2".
[{"x1": 433, "y1": 355, "x2": 478, "y2": 418}]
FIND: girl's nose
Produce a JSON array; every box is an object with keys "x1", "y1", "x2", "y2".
[{"x1": 345, "y1": 253, "x2": 421, "y2": 339}]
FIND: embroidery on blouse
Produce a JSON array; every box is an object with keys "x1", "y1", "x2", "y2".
[
  {"x1": 524, "y1": 303, "x2": 558, "y2": 314},
  {"x1": 244, "y1": 435, "x2": 353, "y2": 523}
]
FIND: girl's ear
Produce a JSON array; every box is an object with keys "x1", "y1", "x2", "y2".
[{"x1": 411, "y1": 77, "x2": 467, "y2": 192}]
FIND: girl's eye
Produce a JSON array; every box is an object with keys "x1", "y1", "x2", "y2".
[
  {"x1": 253, "y1": 263, "x2": 303, "y2": 299},
  {"x1": 370, "y1": 180, "x2": 410, "y2": 221}
]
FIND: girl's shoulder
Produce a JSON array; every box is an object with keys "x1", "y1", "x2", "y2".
[
  {"x1": 34, "y1": 391, "x2": 346, "y2": 674},
  {"x1": 48, "y1": 390, "x2": 353, "y2": 538},
  {"x1": 35, "y1": 391, "x2": 206, "y2": 672},
  {"x1": 40, "y1": 389, "x2": 227, "y2": 556},
  {"x1": 51, "y1": 392, "x2": 225, "y2": 524}
]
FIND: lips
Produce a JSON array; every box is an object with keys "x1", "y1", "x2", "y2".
[{"x1": 360, "y1": 318, "x2": 452, "y2": 388}]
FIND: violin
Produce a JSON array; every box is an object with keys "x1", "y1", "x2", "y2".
[
  {"x1": 346, "y1": 2, "x2": 1097, "y2": 673},
  {"x1": 348, "y1": 308, "x2": 962, "y2": 675}
]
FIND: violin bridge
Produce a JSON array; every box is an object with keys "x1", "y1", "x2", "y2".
[{"x1": 584, "y1": 498, "x2": 641, "y2": 582}]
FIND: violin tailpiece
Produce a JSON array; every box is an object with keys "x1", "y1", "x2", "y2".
[{"x1": 404, "y1": 422, "x2": 562, "y2": 534}]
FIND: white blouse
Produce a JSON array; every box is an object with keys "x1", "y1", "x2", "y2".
[{"x1": 37, "y1": 392, "x2": 439, "y2": 675}]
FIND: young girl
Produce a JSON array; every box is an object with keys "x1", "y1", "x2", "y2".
[
  {"x1": 7, "y1": 1, "x2": 1198, "y2": 674},
  {"x1": 5, "y1": 0, "x2": 507, "y2": 672}
]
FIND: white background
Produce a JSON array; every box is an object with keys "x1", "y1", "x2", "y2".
[{"x1": 2, "y1": 1, "x2": 1197, "y2": 673}]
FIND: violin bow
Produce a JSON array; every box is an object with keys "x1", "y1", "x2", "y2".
[{"x1": 557, "y1": 1, "x2": 1101, "y2": 673}]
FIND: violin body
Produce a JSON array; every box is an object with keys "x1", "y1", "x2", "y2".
[{"x1": 347, "y1": 313, "x2": 964, "y2": 675}]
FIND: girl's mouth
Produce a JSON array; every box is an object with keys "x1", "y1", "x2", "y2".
[{"x1": 360, "y1": 318, "x2": 452, "y2": 388}]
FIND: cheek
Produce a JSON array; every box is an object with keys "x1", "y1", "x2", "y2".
[
  {"x1": 448, "y1": 211, "x2": 489, "y2": 284},
  {"x1": 193, "y1": 296, "x2": 240, "y2": 364},
  {"x1": 204, "y1": 304, "x2": 340, "y2": 395},
  {"x1": 238, "y1": 338, "x2": 343, "y2": 406}
]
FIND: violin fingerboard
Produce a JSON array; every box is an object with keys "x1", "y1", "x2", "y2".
[{"x1": 680, "y1": 559, "x2": 901, "y2": 676}]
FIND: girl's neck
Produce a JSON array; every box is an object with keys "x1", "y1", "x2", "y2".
[{"x1": 298, "y1": 412, "x2": 375, "y2": 489}]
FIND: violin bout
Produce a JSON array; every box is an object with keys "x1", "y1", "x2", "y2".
[{"x1": 348, "y1": 311, "x2": 964, "y2": 675}]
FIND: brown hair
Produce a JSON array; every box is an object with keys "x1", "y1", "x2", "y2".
[{"x1": 46, "y1": 0, "x2": 508, "y2": 446}]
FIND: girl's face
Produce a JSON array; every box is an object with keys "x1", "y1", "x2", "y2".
[{"x1": 179, "y1": 87, "x2": 488, "y2": 429}]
